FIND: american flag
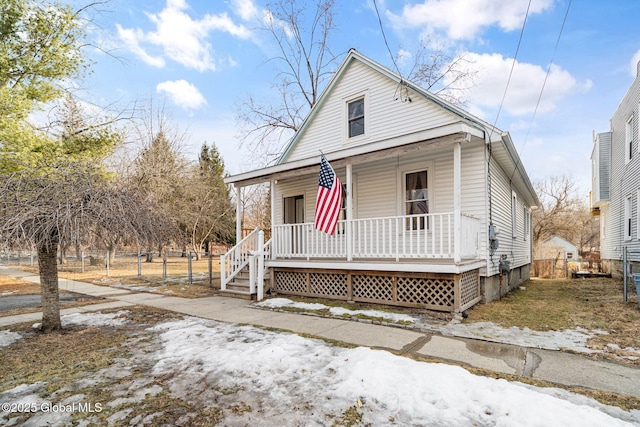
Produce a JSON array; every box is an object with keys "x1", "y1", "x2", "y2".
[{"x1": 314, "y1": 156, "x2": 342, "y2": 235}]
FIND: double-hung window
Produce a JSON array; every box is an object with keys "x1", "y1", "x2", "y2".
[
  {"x1": 347, "y1": 98, "x2": 365, "y2": 138},
  {"x1": 404, "y1": 170, "x2": 429, "y2": 230},
  {"x1": 625, "y1": 194, "x2": 632, "y2": 240},
  {"x1": 626, "y1": 115, "x2": 634, "y2": 163}
]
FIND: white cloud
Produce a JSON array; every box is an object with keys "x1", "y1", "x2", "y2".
[
  {"x1": 450, "y1": 52, "x2": 582, "y2": 116},
  {"x1": 116, "y1": 25, "x2": 165, "y2": 68},
  {"x1": 117, "y1": 0, "x2": 251, "y2": 72},
  {"x1": 233, "y1": 0, "x2": 259, "y2": 21},
  {"x1": 631, "y1": 49, "x2": 640, "y2": 77},
  {"x1": 392, "y1": 0, "x2": 555, "y2": 40},
  {"x1": 396, "y1": 49, "x2": 412, "y2": 67},
  {"x1": 156, "y1": 80, "x2": 207, "y2": 110}
]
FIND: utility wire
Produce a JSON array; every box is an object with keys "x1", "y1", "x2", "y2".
[
  {"x1": 372, "y1": 0, "x2": 401, "y2": 76},
  {"x1": 487, "y1": 0, "x2": 532, "y2": 262},
  {"x1": 372, "y1": 0, "x2": 410, "y2": 102},
  {"x1": 509, "y1": 0, "x2": 573, "y2": 182},
  {"x1": 488, "y1": 0, "x2": 533, "y2": 141}
]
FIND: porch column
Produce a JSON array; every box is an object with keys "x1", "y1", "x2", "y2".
[
  {"x1": 236, "y1": 184, "x2": 242, "y2": 244},
  {"x1": 454, "y1": 141, "x2": 461, "y2": 264},
  {"x1": 271, "y1": 180, "x2": 276, "y2": 260},
  {"x1": 346, "y1": 163, "x2": 353, "y2": 261}
]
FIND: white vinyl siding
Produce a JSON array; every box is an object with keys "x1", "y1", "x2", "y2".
[
  {"x1": 600, "y1": 74, "x2": 640, "y2": 262},
  {"x1": 511, "y1": 191, "x2": 518, "y2": 238},
  {"x1": 283, "y1": 60, "x2": 458, "y2": 162},
  {"x1": 487, "y1": 158, "x2": 531, "y2": 275},
  {"x1": 637, "y1": 189, "x2": 640, "y2": 240}
]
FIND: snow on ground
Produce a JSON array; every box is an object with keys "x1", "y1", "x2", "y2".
[
  {"x1": 61, "y1": 310, "x2": 130, "y2": 328},
  {"x1": 257, "y1": 297, "x2": 418, "y2": 323},
  {"x1": 150, "y1": 317, "x2": 640, "y2": 426},
  {"x1": 0, "y1": 330, "x2": 22, "y2": 349},
  {"x1": 1, "y1": 312, "x2": 639, "y2": 426},
  {"x1": 255, "y1": 298, "x2": 640, "y2": 357}
]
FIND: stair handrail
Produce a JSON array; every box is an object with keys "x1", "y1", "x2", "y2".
[{"x1": 220, "y1": 227, "x2": 260, "y2": 290}]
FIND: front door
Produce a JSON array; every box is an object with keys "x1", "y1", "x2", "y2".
[{"x1": 284, "y1": 195, "x2": 305, "y2": 255}]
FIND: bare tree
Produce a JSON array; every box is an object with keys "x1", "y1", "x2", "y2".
[
  {"x1": 532, "y1": 175, "x2": 597, "y2": 255},
  {"x1": 405, "y1": 37, "x2": 476, "y2": 107},
  {"x1": 236, "y1": 0, "x2": 339, "y2": 165},
  {"x1": 0, "y1": 160, "x2": 175, "y2": 332}
]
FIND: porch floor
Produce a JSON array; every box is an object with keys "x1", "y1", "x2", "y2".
[{"x1": 267, "y1": 257, "x2": 485, "y2": 275}]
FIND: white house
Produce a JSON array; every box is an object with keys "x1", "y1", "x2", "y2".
[
  {"x1": 535, "y1": 236, "x2": 578, "y2": 261},
  {"x1": 223, "y1": 49, "x2": 539, "y2": 312},
  {"x1": 592, "y1": 60, "x2": 640, "y2": 278}
]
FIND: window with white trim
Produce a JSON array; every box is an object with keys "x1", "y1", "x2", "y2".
[
  {"x1": 511, "y1": 191, "x2": 518, "y2": 238},
  {"x1": 625, "y1": 194, "x2": 632, "y2": 240},
  {"x1": 637, "y1": 190, "x2": 640, "y2": 240},
  {"x1": 347, "y1": 98, "x2": 365, "y2": 138},
  {"x1": 404, "y1": 170, "x2": 429, "y2": 230},
  {"x1": 626, "y1": 115, "x2": 634, "y2": 163},
  {"x1": 524, "y1": 207, "x2": 530, "y2": 240}
]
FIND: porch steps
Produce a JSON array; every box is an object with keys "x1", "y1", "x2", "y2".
[
  {"x1": 219, "y1": 278, "x2": 254, "y2": 300},
  {"x1": 219, "y1": 267, "x2": 270, "y2": 300}
]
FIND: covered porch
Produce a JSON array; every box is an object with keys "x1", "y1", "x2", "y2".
[
  {"x1": 222, "y1": 129, "x2": 487, "y2": 312},
  {"x1": 272, "y1": 212, "x2": 480, "y2": 263}
]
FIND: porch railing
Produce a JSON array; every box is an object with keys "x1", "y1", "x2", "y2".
[
  {"x1": 220, "y1": 227, "x2": 260, "y2": 290},
  {"x1": 271, "y1": 212, "x2": 480, "y2": 261}
]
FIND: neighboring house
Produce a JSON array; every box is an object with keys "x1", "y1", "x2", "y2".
[
  {"x1": 533, "y1": 235, "x2": 578, "y2": 278},
  {"x1": 223, "y1": 49, "x2": 539, "y2": 312},
  {"x1": 592, "y1": 60, "x2": 640, "y2": 278},
  {"x1": 535, "y1": 236, "x2": 578, "y2": 261}
]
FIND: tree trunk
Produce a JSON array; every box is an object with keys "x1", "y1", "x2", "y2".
[
  {"x1": 58, "y1": 245, "x2": 67, "y2": 265},
  {"x1": 37, "y1": 234, "x2": 62, "y2": 332},
  {"x1": 106, "y1": 243, "x2": 117, "y2": 262},
  {"x1": 146, "y1": 247, "x2": 154, "y2": 262},
  {"x1": 75, "y1": 243, "x2": 83, "y2": 263}
]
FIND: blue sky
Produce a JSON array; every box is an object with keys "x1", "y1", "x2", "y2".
[{"x1": 80, "y1": 0, "x2": 640, "y2": 193}]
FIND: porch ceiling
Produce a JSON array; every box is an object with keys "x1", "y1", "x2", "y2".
[{"x1": 225, "y1": 123, "x2": 482, "y2": 187}]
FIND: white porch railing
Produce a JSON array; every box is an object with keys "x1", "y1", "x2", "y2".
[
  {"x1": 271, "y1": 212, "x2": 480, "y2": 261},
  {"x1": 220, "y1": 227, "x2": 260, "y2": 290}
]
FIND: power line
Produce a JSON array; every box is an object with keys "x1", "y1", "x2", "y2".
[
  {"x1": 372, "y1": 0, "x2": 411, "y2": 102},
  {"x1": 509, "y1": 0, "x2": 573, "y2": 182},
  {"x1": 488, "y1": 0, "x2": 533, "y2": 141},
  {"x1": 372, "y1": 0, "x2": 401, "y2": 76}
]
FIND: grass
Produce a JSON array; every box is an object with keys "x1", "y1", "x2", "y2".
[
  {"x1": 6, "y1": 255, "x2": 222, "y2": 299},
  {"x1": 465, "y1": 277, "x2": 640, "y2": 364},
  {"x1": 0, "y1": 275, "x2": 41, "y2": 296}
]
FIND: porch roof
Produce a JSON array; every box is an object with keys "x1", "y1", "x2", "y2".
[
  {"x1": 225, "y1": 123, "x2": 481, "y2": 187},
  {"x1": 225, "y1": 123, "x2": 539, "y2": 208}
]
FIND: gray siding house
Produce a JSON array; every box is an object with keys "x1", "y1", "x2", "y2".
[
  {"x1": 223, "y1": 50, "x2": 539, "y2": 312},
  {"x1": 592, "y1": 61, "x2": 640, "y2": 277}
]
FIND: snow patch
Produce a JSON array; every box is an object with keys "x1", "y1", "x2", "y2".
[
  {"x1": 0, "y1": 330, "x2": 22, "y2": 349},
  {"x1": 61, "y1": 311, "x2": 129, "y2": 327}
]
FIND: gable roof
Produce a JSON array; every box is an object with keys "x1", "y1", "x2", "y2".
[{"x1": 226, "y1": 49, "x2": 539, "y2": 207}]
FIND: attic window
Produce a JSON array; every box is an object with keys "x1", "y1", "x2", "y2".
[{"x1": 348, "y1": 98, "x2": 365, "y2": 138}]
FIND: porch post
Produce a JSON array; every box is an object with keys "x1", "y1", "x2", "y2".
[
  {"x1": 454, "y1": 141, "x2": 461, "y2": 264},
  {"x1": 346, "y1": 163, "x2": 353, "y2": 261},
  {"x1": 236, "y1": 184, "x2": 242, "y2": 244},
  {"x1": 271, "y1": 180, "x2": 276, "y2": 260}
]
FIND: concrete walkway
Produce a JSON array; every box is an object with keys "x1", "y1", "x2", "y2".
[{"x1": 2, "y1": 266, "x2": 640, "y2": 399}]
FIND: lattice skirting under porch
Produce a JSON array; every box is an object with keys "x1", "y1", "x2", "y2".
[{"x1": 273, "y1": 268, "x2": 481, "y2": 312}]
